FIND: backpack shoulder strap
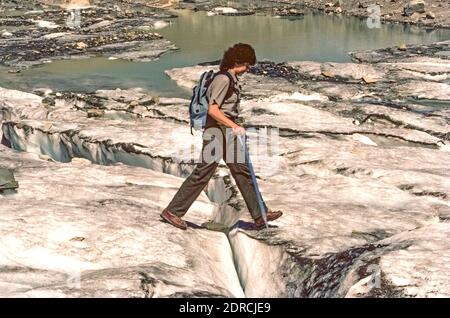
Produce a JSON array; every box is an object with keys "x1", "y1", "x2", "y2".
[{"x1": 214, "y1": 70, "x2": 236, "y2": 99}]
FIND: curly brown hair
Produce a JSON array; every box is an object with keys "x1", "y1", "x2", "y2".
[{"x1": 219, "y1": 43, "x2": 257, "y2": 71}]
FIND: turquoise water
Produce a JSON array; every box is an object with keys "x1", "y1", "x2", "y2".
[{"x1": 1, "y1": 9, "x2": 449, "y2": 97}]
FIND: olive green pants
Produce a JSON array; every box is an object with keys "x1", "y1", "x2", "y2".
[{"x1": 166, "y1": 123, "x2": 266, "y2": 220}]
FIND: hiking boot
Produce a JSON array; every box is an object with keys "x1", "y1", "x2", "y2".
[
  {"x1": 160, "y1": 209, "x2": 187, "y2": 230},
  {"x1": 254, "y1": 209, "x2": 283, "y2": 230}
]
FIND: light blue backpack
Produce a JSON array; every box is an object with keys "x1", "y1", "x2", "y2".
[{"x1": 189, "y1": 70, "x2": 235, "y2": 134}]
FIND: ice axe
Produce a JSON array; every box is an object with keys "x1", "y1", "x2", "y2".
[{"x1": 237, "y1": 134, "x2": 269, "y2": 229}]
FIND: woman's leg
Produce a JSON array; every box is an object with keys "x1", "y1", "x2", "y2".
[
  {"x1": 165, "y1": 126, "x2": 223, "y2": 217},
  {"x1": 224, "y1": 131, "x2": 283, "y2": 227},
  {"x1": 166, "y1": 160, "x2": 219, "y2": 217},
  {"x1": 227, "y1": 162, "x2": 268, "y2": 220},
  {"x1": 221, "y1": 127, "x2": 268, "y2": 220}
]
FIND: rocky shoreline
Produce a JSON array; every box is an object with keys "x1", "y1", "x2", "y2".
[
  {"x1": 175, "y1": 0, "x2": 450, "y2": 29},
  {"x1": 0, "y1": 0, "x2": 178, "y2": 69},
  {"x1": 1, "y1": 0, "x2": 449, "y2": 71},
  {"x1": 300, "y1": 0, "x2": 450, "y2": 29}
]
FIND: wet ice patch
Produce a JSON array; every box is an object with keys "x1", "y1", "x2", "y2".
[
  {"x1": 267, "y1": 91, "x2": 328, "y2": 102},
  {"x1": 153, "y1": 20, "x2": 170, "y2": 30},
  {"x1": 214, "y1": 7, "x2": 238, "y2": 14},
  {"x1": 33, "y1": 20, "x2": 59, "y2": 29},
  {"x1": 352, "y1": 134, "x2": 378, "y2": 146},
  {"x1": 1, "y1": 31, "x2": 13, "y2": 38},
  {"x1": 42, "y1": 32, "x2": 70, "y2": 40}
]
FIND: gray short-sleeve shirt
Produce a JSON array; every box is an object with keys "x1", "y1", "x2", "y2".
[{"x1": 206, "y1": 71, "x2": 240, "y2": 120}]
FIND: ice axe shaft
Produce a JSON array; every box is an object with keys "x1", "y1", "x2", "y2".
[{"x1": 237, "y1": 134, "x2": 268, "y2": 228}]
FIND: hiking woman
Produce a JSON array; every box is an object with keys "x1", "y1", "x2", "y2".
[{"x1": 161, "y1": 43, "x2": 283, "y2": 230}]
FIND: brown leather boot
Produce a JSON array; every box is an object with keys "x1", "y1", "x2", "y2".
[
  {"x1": 254, "y1": 209, "x2": 283, "y2": 230},
  {"x1": 160, "y1": 209, "x2": 187, "y2": 230}
]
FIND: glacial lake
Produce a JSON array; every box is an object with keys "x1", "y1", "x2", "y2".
[{"x1": 1, "y1": 9, "x2": 449, "y2": 97}]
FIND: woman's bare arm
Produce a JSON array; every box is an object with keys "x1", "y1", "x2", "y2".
[{"x1": 208, "y1": 104, "x2": 245, "y2": 134}]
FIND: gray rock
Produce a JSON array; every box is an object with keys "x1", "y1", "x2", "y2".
[
  {"x1": 426, "y1": 11, "x2": 435, "y2": 19},
  {"x1": 86, "y1": 108, "x2": 105, "y2": 118},
  {"x1": 403, "y1": 0, "x2": 426, "y2": 17},
  {"x1": 0, "y1": 167, "x2": 18, "y2": 191}
]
